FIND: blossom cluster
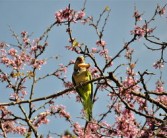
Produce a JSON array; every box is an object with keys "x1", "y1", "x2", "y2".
[
  {"x1": 121, "y1": 68, "x2": 139, "y2": 96},
  {"x1": 153, "y1": 60, "x2": 164, "y2": 69},
  {"x1": 33, "y1": 111, "x2": 50, "y2": 127},
  {"x1": 0, "y1": 121, "x2": 27, "y2": 136},
  {"x1": 131, "y1": 25, "x2": 154, "y2": 39},
  {"x1": 73, "y1": 121, "x2": 114, "y2": 137},
  {"x1": 115, "y1": 109, "x2": 140, "y2": 137},
  {"x1": 50, "y1": 105, "x2": 70, "y2": 120},
  {"x1": 125, "y1": 46, "x2": 134, "y2": 60},
  {"x1": 133, "y1": 10, "x2": 142, "y2": 21},
  {"x1": 157, "y1": 5, "x2": 166, "y2": 16},
  {"x1": 0, "y1": 107, "x2": 27, "y2": 136},
  {"x1": 155, "y1": 80, "x2": 167, "y2": 106},
  {"x1": 55, "y1": 7, "x2": 85, "y2": 23},
  {"x1": 0, "y1": 43, "x2": 45, "y2": 70},
  {"x1": 96, "y1": 40, "x2": 106, "y2": 47}
]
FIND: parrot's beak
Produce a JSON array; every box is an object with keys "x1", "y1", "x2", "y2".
[{"x1": 78, "y1": 63, "x2": 90, "y2": 69}]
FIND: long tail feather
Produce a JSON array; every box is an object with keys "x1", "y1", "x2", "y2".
[{"x1": 83, "y1": 97, "x2": 93, "y2": 121}]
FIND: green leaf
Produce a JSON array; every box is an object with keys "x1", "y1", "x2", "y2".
[
  {"x1": 105, "y1": 6, "x2": 110, "y2": 11},
  {"x1": 72, "y1": 39, "x2": 79, "y2": 47}
]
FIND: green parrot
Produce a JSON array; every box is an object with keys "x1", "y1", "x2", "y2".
[{"x1": 72, "y1": 56, "x2": 93, "y2": 121}]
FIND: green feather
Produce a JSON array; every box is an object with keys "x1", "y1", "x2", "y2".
[{"x1": 72, "y1": 70, "x2": 93, "y2": 121}]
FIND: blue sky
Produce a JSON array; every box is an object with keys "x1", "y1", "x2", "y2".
[{"x1": 0, "y1": 0, "x2": 167, "y2": 137}]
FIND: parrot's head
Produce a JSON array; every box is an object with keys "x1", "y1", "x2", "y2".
[
  {"x1": 75, "y1": 56, "x2": 85, "y2": 64},
  {"x1": 74, "y1": 56, "x2": 90, "y2": 72}
]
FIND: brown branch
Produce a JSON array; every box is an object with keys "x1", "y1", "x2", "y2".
[
  {"x1": 131, "y1": 90, "x2": 167, "y2": 112},
  {"x1": 147, "y1": 91, "x2": 167, "y2": 95},
  {"x1": 0, "y1": 75, "x2": 109, "y2": 107}
]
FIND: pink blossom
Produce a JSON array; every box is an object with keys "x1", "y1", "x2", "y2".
[
  {"x1": 121, "y1": 75, "x2": 140, "y2": 97},
  {"x1": 32, "y1": 59, "x2": 45, "y2": 69},
  {"x1": 14, "y1": 126, "x2": 27, "y2": 135},
  {"x1": 0, "y1": 73, "x2": 8, "y2": 81},
  {"x1": 55, "y1": 11, "x2": 62, "y2": 22},
  {"x1": 100, "y1": 122, "x2": 115, "y2": 136},
  {"x1": 157, "y1": 5, "x2": 166, "y2": 16},
  {"x1": 50, "y1": 105, "x2": 70, "y2": 120},
  {"x1": 106, "y1": 56, "x2": 113, "y2": 67},
  {"x1": 89, "y1": 67, "x2": 100, "y2": 78},
  {"x1": 64, "y1": 81, "x2": 73, "y2": 88},
  {"x1": 65, "y1": 46, "x2": 80, "y2": 52},
  {"x1": 55, "y1": 7, "x2": 86, "y2": 23},
  {"x1": 0, "y1": 106, "x2": 12, "y2": 117},
  {"x1": 55, "y1": 7, "x2": 73, "y2": 23},
  {"x1": 158, "y1": 95, "x2": 167, "y2": 106},
  {"x1": 133, "y1": 10, "x2": 142, "y2": 21},
  {"x1": 8, "y1": 48, "x2": 17, "y2": 56},
  {"x1": 13, "y1": 56, "x2": 24, "y2": 70},
  {"x1": 54, "y1": 64, "x2": 68, "y2": 78},
  {"x1": 0, "y1": 42, "x2": 8, "y2": 49},
  {"x1": 126, "y1": 67, "x2": 136, "y2": 76},
  {"x1": 125, "y1": 47, "x2": 134, "y2": 59},
  {"x1": 155, "y1": 80, "x2": 164, "y2": 93},
  {"x1": 73, "y1": 122, "x2": 84, "y2": 137},
  {"x1": 123, "y1": 76, "x2": 136, "y2": 88},
  {"x1": 155, "y1": 80, "x2": 167, "y2": 106},
  {"x1": 81, "y1": 16, "x2": 93, "y2": 24},
  {"x1": 76, "y1": 95, "x2": 81, "y2": 103},
  {"x1": 131, "y1": 25, "x2": 155, "y2": 38},
  {"x1": 1, "y1": 121, "x2": 15, "y2": 134},
  {"x1": 142, "y1": 25, "x2": 155, "y2": 34},
  {"x1": 0, "y1": 49, "x2": 7, "y2": 57},
  {"x1": 131, "y1": 26, "x2": 145, "y2": 38},
  {"x1": 31, "y1": 45, "x2": 38, "y2": 51},
  {"x1": 99, "y1": 49, "x2": 108, "y2": 56},
  {"x1": 96, "y1": 40, "x2": 106, "y2": 47},
  {"x1": 136, "y1": 97, "x2": 146, "y2": 111},
  {"x1": 20, "y1": 52, "x2": 31, "y2": 62},
  {"x1": 0, "y1": 120, "x2": 27, "y2": 135},
  {"x1": 115, "y1": 109, "x2": 139, "y2": 137},
  {"x1": 33, "y1": 111, "x2": 50, "y2": 127},
  {"x1": 21, "y1": 31, "x2": 28, "y2": 37},
  {"x1": 75, "y1": 10, "x2": 85, "y2": 20},
  {"x1": 23, "y1": 37, "x2": 30, "y2": 45},
  {"x1": 32, "y1": 38, "x2": 39, "y2": 47},
  {"x1": 65, "y1": 46, "x2": 74, "y2": 51},
  {"x1": 153, "y1": 60, "x2": 164, "y2": 69},
  {"x1": 59, "y1": 108, "x2": 70, "y2": 120},
  {"x1": 1, "y1": 57, "x2": 11, "y2": 66},
  {"x1": 10, "y1": 93, "x2": 19, "y2": 100},
  {"x1": 91, "y1": 47, "x2": 99, "y2": 53},
  {"x1": 21, "y1": 90, "x2": 27, "y2": 96},
  {"x1": 59, "y1": 64, "x2": 67, "y2": 73}
]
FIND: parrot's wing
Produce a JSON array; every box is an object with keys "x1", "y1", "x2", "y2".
[
  {"x1": 72, "y1": 73, "x2": 76, "y2": 86},
  {"x1": 72, "y1": 73, "x2": 81, "y2": 97},
  {"x1": 87, "y1": 70, "x2": 93, "y2": 100}
]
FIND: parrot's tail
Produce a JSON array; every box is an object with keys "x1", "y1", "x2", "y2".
[
  {"x1": 83, "y1": 99, "x2": 93, "y2": 134},
  {"x1": 83, "y1": 98, "x2": 93, "y2": 121}
]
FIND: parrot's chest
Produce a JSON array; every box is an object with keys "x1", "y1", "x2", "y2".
[{"x1": 73, "y1": 71, "x2": 90, "y2": 85}]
